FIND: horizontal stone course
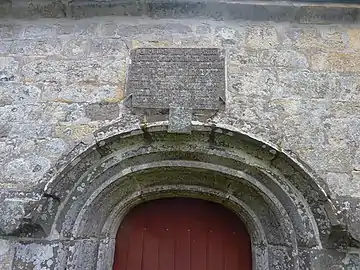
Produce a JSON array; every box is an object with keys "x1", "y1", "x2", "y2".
[
  {"x1": 311, "y1": 51, "x2": 360, "y2": 72},
  {"x1": 2, "y1": 0, "x2": 360, "y2": 24},
  {"x1": 282, "y1": 25, "x2": 347, "y2": 50},
  {"x1": 245, "y1": 25, "x2": 280, "y2": 49}
]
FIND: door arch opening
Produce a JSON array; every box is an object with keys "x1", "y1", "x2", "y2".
[{"x1": 113, "y1": 197, "x2": 252, "y2": 270}]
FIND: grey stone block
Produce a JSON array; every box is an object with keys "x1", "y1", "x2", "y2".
[
  {"x1": 13, "y1": 241, "x2": 59, "y2": 270},
  {"x1": 0, "y1": 239, "x2": 13, "y2": 269},
  {"x1": 0, "y1": 83, "x2": 41, "y2": 105},
  {"x1": 0, "y1": 57, "x2": 18, "y2": 82},
  {"x1": 84, "y1": 103, "x2": 120, "y2": 121},
  {"x1": 168, "y1": 107, "x2": 192, "y2": 133}
]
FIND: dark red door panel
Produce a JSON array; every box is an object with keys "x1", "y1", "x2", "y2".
[{"x1": 113, "y1": 198, "x2": 252, "y2": 270}]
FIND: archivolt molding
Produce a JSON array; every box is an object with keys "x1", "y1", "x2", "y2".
[{"x1": 29, "y1": 122, "x2": 342, "y2": 269}]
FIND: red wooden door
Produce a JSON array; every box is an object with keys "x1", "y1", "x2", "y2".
[{"x1": 113, "y1": 198, "x2": 252, "y2": 270}]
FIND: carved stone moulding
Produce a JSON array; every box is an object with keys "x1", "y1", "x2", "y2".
[
  {"x1": 3, "y1": 0, "x2": 360, "y2": 24},
  {"x1": 4, "y1": 122, "x2": 352, "y2": 269}
]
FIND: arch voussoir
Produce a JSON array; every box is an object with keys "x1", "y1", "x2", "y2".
[{"x1": 33, "y1": 123, "x2": 339, "y2": 270}]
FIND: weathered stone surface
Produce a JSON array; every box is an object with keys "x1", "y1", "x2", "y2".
[
  {"x1": 245, "y1": 25, "x2": 279, "y2": 49},
  {"x1": 101, "y1": 23, "x2": 192, "y2": 38},
  {"x1": 351, "y1": 171, "x2": 360, "y2": 197},
  {"x1": 23, "y1": 24, "x2": 57, "y2": 39},
  {"x1": 275, "y1": 70, "x2": 338, "y2": 99},
  {"x1": 66, "y1": 59, "x2": 102, "y2": 83},
  {"x1": 0, "y1": 18, "x2": 358, "y2": 190},
  {"x1": 98, "y1": 58, "x2": 127, "y2": 85},
  {"x1": 296, "y1": 5, "x2": 358, "y2": 24},
  {"x1": 55, "y1": 21, "x2": 98, "y2": 36},
  {"x1": 0, "y1": 239, "x2": 13, "y2": 269},
  {"x1": 84, "y1": 103, "x2": 119, "y2": 121},
  {"x1": 0, "y1": 23, "x2": 23, "y2": 39},
  {"x1": 196, "y1": 23, "x2": 211, "y2": 35},
  {"x1": 282, "y1": 25, "x2": 346, "y2": 50},
  {"x1": 311, "y1": 52, "x2": 360, "y2": 72},
  {"x1": 127, "y1": 47, "x2": 225, "y2": 131},
  {"x1": 66, "y1": 239, "x2": 99, "y2": 270},
  {"x1": 268, "y1": 246, "x2": 294, "y2": 269},
  {"x1": 89, "y1": 38, "x2": 127, "y2": 57},
  {"x1": 214, "y1": 25, "x2": 245, "y2": 47},
  {"x1": 128, "y1": 48, "x2": 224, "y2": 109},
  {"x1": 10, "y1": 38, "x2": 62, "y2": 56},
  {"x1": 311, "y1": 249, "x2": 359, "y2": 269},
  {"x1": 337, "y1": 75, "x2": 360, "y2": 101},
  {"x1": 0, "y1": 83, "x2": 41, "y2": 105},
  {"x1": 0, "y1": 57, "x2": 18, "y2": 82},
  {"x1": 3, "y1": 155, "x2": 51, "y2": 184},
  {"x1": 13, "y1": 242, "x2": 58, "y2": 269},
  {"x1": 55, "y1": 124, "x2": 98, "y2": 141},
  {"x1": 0, "y1": 124, "x2": 10, "y2": 138},
  {"x1": 0, "y1": 103, "x2": 61, "y2": 125},
  {"x1": 0, "y1": 200, "x2": 25, "y2": 234},
  {"x1": 168, "y1": 107, "x2": 192, "y2": 133},
  {"x1": 0, "y1": 0, "x2": 360, "y2": 24},
  {"x1": 21, "y1": 59, "x2": 68, "y2": 83},
  {"x1": 0, "y1": 40, "x2": 11, "y2": 54},
  {"x1": 0, "y1": 11, "x2": 359, "y2": 270},
  {"x1": 348, "y1": 198, "x2": 360, "y2": 243},
  {"x1": 35, "y1": 138, "x2": 69, "y2": 160},
  {"x1": 39, "y1": 82, "x2": 121, "y2": 103},
  {"x1": 228, "y1": 67, "x2": 277, "y2": 97},
  {"x1": 229, "y1": 48, "x2": 308, "y2": 68},
  {"x1": 326, "y1": 172, "x2": 354, "y2": 197},
  {"x1": 261, "y1": 50, "x2": 308, "y2": 68},
  {"x1": 8, "y1": 124, "x2": 54, "y2": 139},
  {"x1": 348, "y1": 28, "x2": 360, "y2": 50},
  {"x1": 61, "y1": 37, "x2": 90, "y2": 58}
]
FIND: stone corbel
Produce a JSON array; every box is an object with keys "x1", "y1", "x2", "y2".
[{"x1": 0, "y1": 191, "x2": 43, "y2": 236}]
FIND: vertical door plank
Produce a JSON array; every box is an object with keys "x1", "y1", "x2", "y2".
[
  {"x1": 159, "y1": 236, "x2": 175, "y2": 270},
  {"x1": 113, "y1": 224, "x2": 130, "y2": 270},
  {"x1": 223, "y1": 235, "x2": 240, "y2": 270},
  {"x1": 207, "y1": 228, "x2": 224, "y2": 270},
  {"x1": 174, "y1": 224, "x2": 191, "y2": 270},
  {"x1": 126, "y1": 216, "x2": 144, "y2": 270},
  {"x1": 190, "y1": 227, "x2": 208, "y2": 270},
  {"x1": 237, "y1": 230, "x2": 252, "y2": 270},
  {"x1": 142, "y1": 229, "x2": 159, "y2": 270}
]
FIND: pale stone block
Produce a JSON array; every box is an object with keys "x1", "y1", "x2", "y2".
[
  {"x1": 282, "y1": 25, "x2": 346, "y2": 50},
  {"x1": 245, "y1": 25, "x2": 279, "y2": 49},
  {"x1": 347, "y1": 28, "x2": 360, "y2": 50},
  {"x1": 0, "y1": 239, "x2": 13, "y2": 269},
  {"x1": 311, "y1": 52, "x2": 360, "y2": 72},
  {"x1": 55, "y1": 124, "x2": 98, "y2": 141},
  {"x1": 0, "y1": 57, "x2": 18, "y2": 82}
]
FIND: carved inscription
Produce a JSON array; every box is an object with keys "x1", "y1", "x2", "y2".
[{"x1": 126, "y1": 48, "x2": 225, "y2": 132}]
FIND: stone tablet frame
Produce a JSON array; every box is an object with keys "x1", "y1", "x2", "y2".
[{"x1": 125, "y1": 48, "x2": 226, "y2": 133}]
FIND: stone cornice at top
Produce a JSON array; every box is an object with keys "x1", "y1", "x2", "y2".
[{"x1": 1, "y1": 0, "x2": 360, "y2": 23}]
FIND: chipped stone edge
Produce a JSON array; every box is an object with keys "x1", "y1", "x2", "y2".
[{"x1": 2, "y1": 0, "x2": 360, "y2": 24}]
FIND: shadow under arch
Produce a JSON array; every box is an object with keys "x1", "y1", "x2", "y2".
[{"x1": 33, "y1": 122, "x2": 341, "y2": 270}]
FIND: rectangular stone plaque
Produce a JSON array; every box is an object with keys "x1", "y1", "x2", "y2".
[{"x1": 126, "y1": 48, "x2": 225, "y2": 133}]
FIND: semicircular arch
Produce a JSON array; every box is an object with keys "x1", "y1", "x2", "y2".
[{"x1": 33, "y1": 123, "x2": 339, "y2": 270}]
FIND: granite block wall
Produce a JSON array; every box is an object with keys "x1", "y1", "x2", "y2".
[{"x1": 1, "y1": 1, "x2": 360, "y2": 268}]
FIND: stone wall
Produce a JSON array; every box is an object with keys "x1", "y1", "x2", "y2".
[
  {"x1": 1, "y1": 1, "x2": 360, "y2": 268},
  {"x1": 2, "y1": 14, "x2": 360, "y2": 200}
]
